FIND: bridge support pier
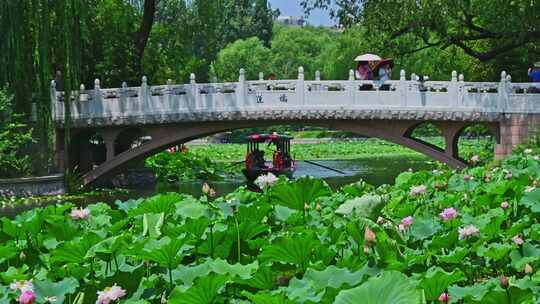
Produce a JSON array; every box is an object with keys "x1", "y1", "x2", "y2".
[
  {"x1": 101, "y1": 130, "x2": 118, "y2": 161},
  {"x1": 495, "y1": 114, "x2": 540, "y2": 159}
]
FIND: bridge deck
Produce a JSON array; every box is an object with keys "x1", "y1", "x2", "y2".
[{"x1": 51, "y1": 70, "x2": 540, "y2": 128}]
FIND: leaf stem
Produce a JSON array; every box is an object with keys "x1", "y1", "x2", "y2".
[{"x1": 234, "y1": 215, "x2": 241, "y2": 263}]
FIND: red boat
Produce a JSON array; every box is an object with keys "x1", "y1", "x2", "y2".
[{"x1": 243, "y1": 133, "x2": 295, "y2": 184}]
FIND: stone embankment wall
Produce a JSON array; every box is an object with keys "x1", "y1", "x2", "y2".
[{"x1": 0, "y1": 174, "x2": 65, "y2": 197}]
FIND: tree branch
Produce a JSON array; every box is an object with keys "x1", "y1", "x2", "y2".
[{"x1": 135, "y1": 0, "x2": 157, "y2": 69}]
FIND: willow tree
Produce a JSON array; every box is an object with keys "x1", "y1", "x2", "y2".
[{"x1": 0, "y1": 0, "x2": 87, "y2": 175}]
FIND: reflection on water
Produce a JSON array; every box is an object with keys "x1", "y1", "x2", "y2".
[
  {"x1": 1, "y1": 157, "x2": 433, "y2": 217},
  {"x1": 160, "y1": 157, "x2": 433, "y2": 197}
]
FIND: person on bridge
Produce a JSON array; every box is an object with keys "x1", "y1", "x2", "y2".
[
  {"x1": 374, "y1": 59, "x2": 394, "y2": 91},
  {"x1": 528, "y1": 63, "x2": 540, "y2": 82},
  {"x1": 355, "y1": 61, "x2": 373, "y2": 80},
  {"x1": 528, "y1": 62, "x2": 540, "y2": 93}
]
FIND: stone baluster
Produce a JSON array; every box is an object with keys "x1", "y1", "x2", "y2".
[
  {"x1": 449, "y1": 71, "x2": 458, "y2": 108},
  {"x1": 189, "y1": 73, "x2": 199, "y2": 109},
  {"x1": 457, "y1": 74, "x2": 465, "y2": 107},
  {"x1": 259, "y1": 72, "x2": 264, "y2": 81},
  {"x1": 399, "y1": 70, "x2": 407, "y2": 106},
  {"x1": 165, "y1": 79, "x2": 173, "y2": 112},
  {"x1": 79, "y1": 84, "x2": 87, "y2": 102},
  {"x1": 139, "y1": 76, "x2": 148, "y2": 114},
  {"x1": 298, "y1": 67, "x2": 305, "y2": 105},
  {"x1": 315, "y1": 70, "x2": 321, "y2": 81},
  {"x1": 50, "y1": 80, "x2": 58, "y2": 121},
  {"x1": 94, "y1": 79, "x2": 102, "y2": 118},
  {"x1": 347, "y1": 69, "x2": 356, "y2": 104},
  {"x1": 497, "y1": 71, "x2": 509, "y2": 112},
  {"x1": 237, "y1": 68, "x2": 247, "y2": 107}
]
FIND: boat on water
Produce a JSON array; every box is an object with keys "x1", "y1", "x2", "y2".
[{"x1": 242, "y1": 133, "x2": 295, "y2": 188}]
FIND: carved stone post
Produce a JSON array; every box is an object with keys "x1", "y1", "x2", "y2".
[
  {"x1": 347, "y1": 69, "x2": 355, "y2": 105},
  {"x1": 94, "y1": 79, "x2": 102, "y2": 118},
  {"x1": 449, "y1": 71, "x2": 458, "y2": 108},
  {"x1": 140, "y1": 76, "x2": 149, "y2": 114},
  {"x1": 237, "y1": 68, "x2": 247, "y2": 107},
  {"x1": 297, "y1": 67, "x2": 305, "y2": 105},
  {"x1": 498, "y1": 71, "x2": 508, "y2": 112},
  {"x1": 165, "y1": 79, "x2": 172, "y2": 113},
  {"x1": 50, "y1": 80, "x2": 57, "y2": 121},
  {"x1": 399, "y1": 70, "x2": 407, "y2": 106},
  {"x1": 120, "y1": 81, "x2": 128, "y2": 113},
  {"x1": 189, "y1": 73, "x2": 198, "y2": 110}
]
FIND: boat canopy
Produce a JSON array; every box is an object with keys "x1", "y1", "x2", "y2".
[{"x1": 245, "y1": 133, "x2": 292, "y2": 154}]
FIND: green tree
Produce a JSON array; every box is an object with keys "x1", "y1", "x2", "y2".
[
  {"x1": 271, "y1": 25, "x2": 333, "y2": 79},
  {"x1": 0, "y1": 90, "x2": 34, "y2": 178},
  {"x1": 211, "y1": 38, "x2": 272, "y2": 82},
  {"x1": 302, "y1": 0, "x2": 540, "y2": 67}
]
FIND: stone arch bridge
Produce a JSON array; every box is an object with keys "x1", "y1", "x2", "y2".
[{"x1": 50, "y1": 68, "x2": 540, "y2": 186}]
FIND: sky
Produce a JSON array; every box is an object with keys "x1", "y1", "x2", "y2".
[{"x1": 268, "y1": 0, "x2": 334, "y2": 26}]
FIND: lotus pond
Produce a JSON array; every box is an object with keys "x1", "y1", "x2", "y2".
[{"x1": 3, "y1": 151, "x2": 540, "y2": 303}]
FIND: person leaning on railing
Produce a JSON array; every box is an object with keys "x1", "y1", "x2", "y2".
[{"x1": 528, "y1": 62, "x2": 540, "y2": 93}]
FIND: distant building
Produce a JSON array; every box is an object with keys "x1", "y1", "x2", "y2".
[{"x1": 276, "y1": 16, "x2": 306, "y2": 27}]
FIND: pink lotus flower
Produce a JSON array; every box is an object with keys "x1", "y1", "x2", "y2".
[
  {"x1": 10, "y1": 280, "x2": 33, "y2": 293},
  {"x1": 501, "y1": 201, "x2": 510, "y2": 209},
  {"x1": 18, "y1": 290, "x2": 35, "y2": 304},
  {"x1": 512, "y1": 235, "x2": 524, "y2": 245},
  {"x1": 463, "y1": 174, "x2": 471, "y2": 181},
  {"x1": 70, "y1": 207, "x2": 90, "y2": 220},
  {"x1": 409, "y1": 185, "x2": 427, "y2": 197},
  {"x1": 254, "y1": 173, "x2": 278, "y2": 189},
  {"x1": 399, "y1": 216, "x2": 414, "y2": 231},
  {"x1": 458, "y1": 225, "x2": 480, "y2": 240},
  {"x1": 438, "y1": 292, "x2": 449, "y2": 303},
  {"x1": 96, "y1": 284, "x2": 126, "y2": 304},
  {"x1": 440, "y1": 208, "x2": 458, "y2": 222},
  {"x1": 470, "y1": 155, "x2": 480, "y2": 163}
]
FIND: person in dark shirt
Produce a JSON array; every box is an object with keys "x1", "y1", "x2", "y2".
[
  {"x1": 528, "y1": 63, "x2": 540, "y2": 93},
  {"x1": 528, "y1": 63, "x2": 540, "y2": 82}
]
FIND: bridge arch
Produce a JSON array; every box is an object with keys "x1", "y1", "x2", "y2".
[{"x1": 78, "y1": 119, "x2": 493, "y2": 186}]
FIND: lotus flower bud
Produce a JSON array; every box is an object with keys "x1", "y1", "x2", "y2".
[
  {"x1": 304, "y1": 203, "x2": 309, "y2": 211},
  {"x1": 364, "y1": 226, "x2": 376, "y2": 244},
  {"x1": 363, "y1": 244, "x2": 370, "y2": 255},
  {"x1": 276, "y1": 275, "x2": 290, "y2": 286},
  {"x1": 209, "y1": 188, "x2": 217, "y2": 198},
  {"x1": 501, "y1": 201, "x2": 509, "y2": 209},
  {"x1": 202, "y1": 182, "x2": 211, "y2": 195},
  {"x1": 525, "y1": 264, "x2": 533, "y2": 274},
  {"x1": 463, "y1": 174, "x2": 471, "y2": 181},
  {"x1": 438, "y1": 292, "x2": 449, "y2": 303},
  {"x1": 500, "y1": 275, "x2": 509, "y2": 288},
  {"x1": 315, "y1": 203, "x2": 321, "y2": 211},
  {"x1": 19, "y1": 251, "x2": 26, "y2": 260}
]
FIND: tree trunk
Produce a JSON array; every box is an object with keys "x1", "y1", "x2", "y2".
[{"x1": 135, "y1": 0, "x2": 157, "y2": 73}]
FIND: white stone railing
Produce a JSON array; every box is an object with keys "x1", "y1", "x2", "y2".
[{"x1": 50, "y1": 68, "x2": 540, "y2": 122}]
